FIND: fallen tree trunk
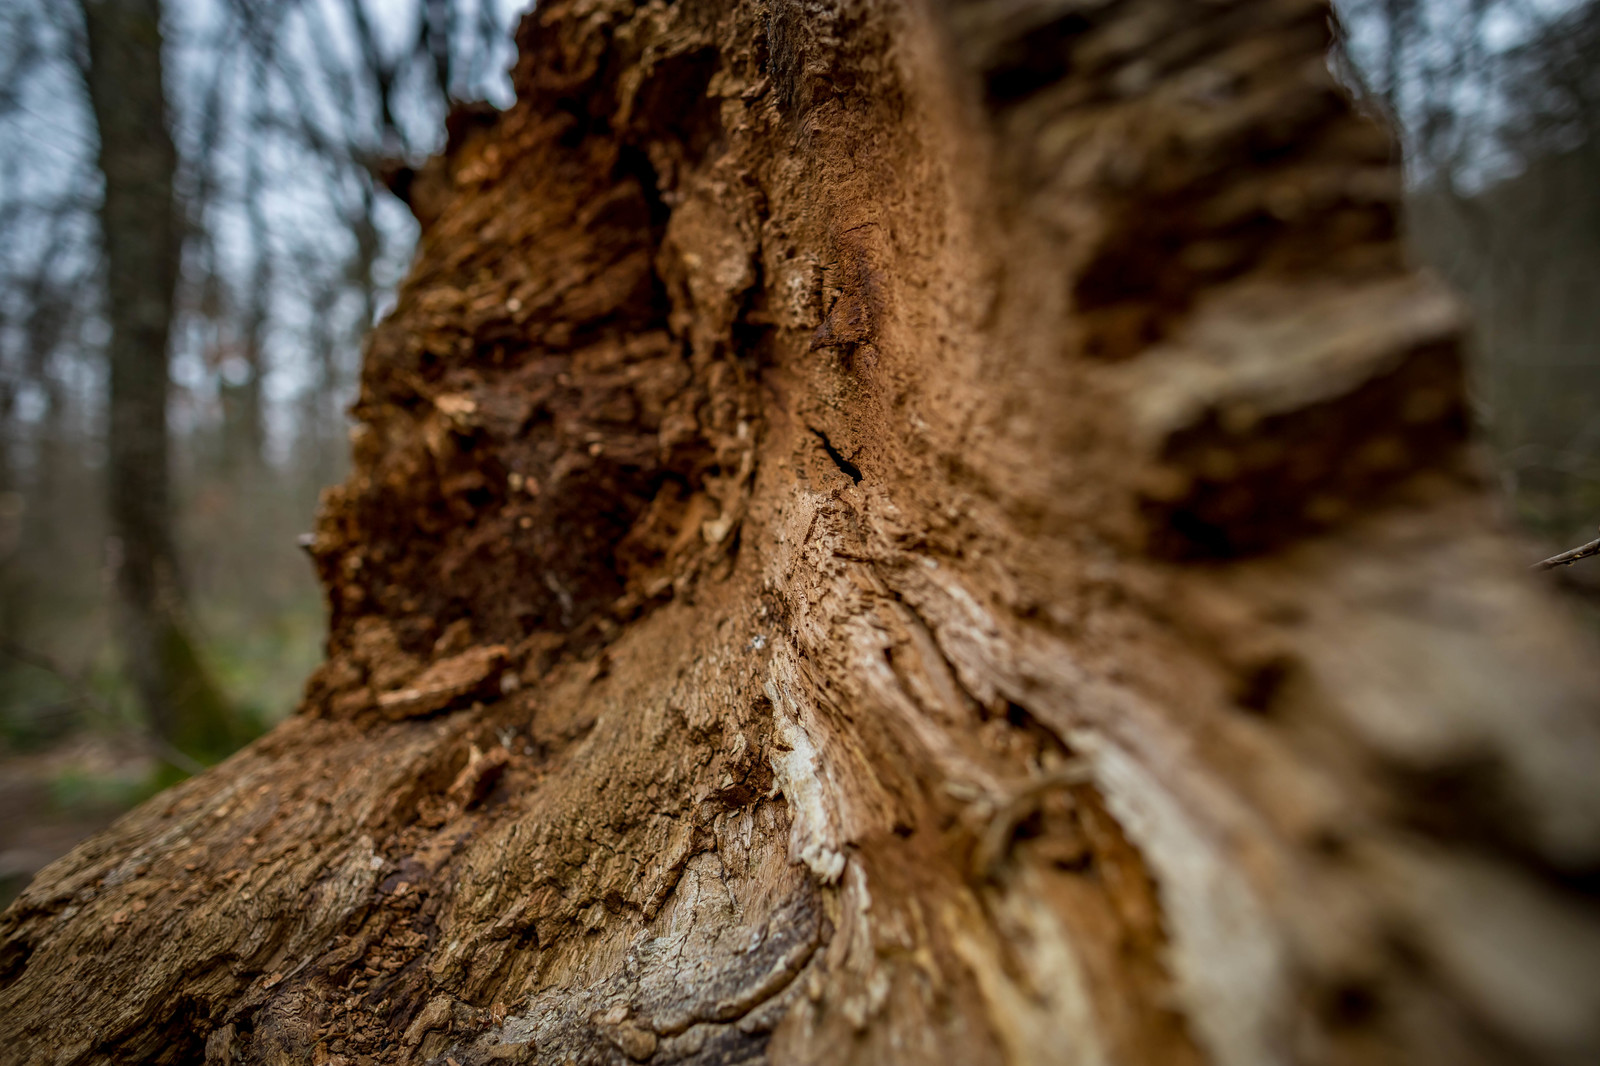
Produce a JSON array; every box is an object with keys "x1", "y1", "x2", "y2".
[{"x1": 5, "y1": 1, "x2": 1600, "y2": 1063}]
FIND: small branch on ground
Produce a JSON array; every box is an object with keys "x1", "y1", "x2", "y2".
[{"x1": 1533, "y1": 528, "x2": 1600, "y2": 571}]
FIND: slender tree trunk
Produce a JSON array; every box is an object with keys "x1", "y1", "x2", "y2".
[
  {"x1": 6, "y1": 2, "x2": 1600, "y2": 1064},
  {"x1": 220, "y1": 79, "x2": 271, "y2": 475},
  {"x1": 79, "y1": 0, "x2": 234, "y2": 760}
]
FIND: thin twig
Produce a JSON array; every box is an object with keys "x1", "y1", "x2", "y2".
[{"x1": 1533, "y1": 528, "x2": 1600, "y2": 571}]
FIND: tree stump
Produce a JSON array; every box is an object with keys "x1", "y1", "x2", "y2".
[{"x1": 5, "y1": 1, "x2": 1599, "y2": 1063}]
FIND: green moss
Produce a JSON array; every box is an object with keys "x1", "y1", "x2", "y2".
[{"x1": 155, "y1": 619, "x2": 262, "y2": 764}]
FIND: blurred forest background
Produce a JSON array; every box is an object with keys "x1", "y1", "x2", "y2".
[{"x1": 0, "y1": 0, "x2": 1595, "y2": 903}]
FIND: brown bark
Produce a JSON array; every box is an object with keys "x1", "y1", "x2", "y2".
[
  {"x1": 79, "y1": 0, "x2": 237, "y2": 759},
  {"x1": 7, "y1": 1, "x2": 1600, "y2": 1064}
]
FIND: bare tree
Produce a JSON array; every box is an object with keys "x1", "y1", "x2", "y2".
[
  {"x1": 77, "y1": 0, "x2": 235, "y2": 758},
  {"x1": 0, "y1": 0, "x2": 523, "y2": 754},
  {"x1": 1336, "y1": 0, "x2": 1600, "y2": 564}
]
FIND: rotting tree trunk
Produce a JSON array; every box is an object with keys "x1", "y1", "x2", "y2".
[
  {"x1": 8, "y1": 2, "x2": 1600, "y2": 1063},
  {"x1": 79, "y1": 0, "x2": 238, "y2": 761}
]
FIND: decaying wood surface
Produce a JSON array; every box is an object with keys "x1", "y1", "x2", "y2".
[{"x1": 5, "y1": 1, "x2": 1600, "y2": 1063}]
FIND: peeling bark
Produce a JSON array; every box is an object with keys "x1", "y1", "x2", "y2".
[{"x1": 6, "y1": 1, "x2": 1600, "y2": 1064}]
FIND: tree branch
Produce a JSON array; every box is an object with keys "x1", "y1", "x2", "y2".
[{"x1": 1533, "y1": 528, "x2": 1600, "y2": 571}]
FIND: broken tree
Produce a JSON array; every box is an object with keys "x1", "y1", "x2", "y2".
[{"x1": 5, "y1": 1, "x2": 1600, "y2": 1063}]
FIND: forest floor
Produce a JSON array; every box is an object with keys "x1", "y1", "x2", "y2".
[{"x1": 0, "y1": 736, "x2": 156, "y2": 907}]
